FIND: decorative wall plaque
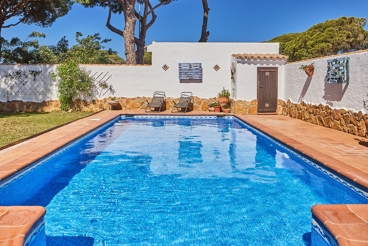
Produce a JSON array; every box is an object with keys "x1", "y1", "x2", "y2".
[
  {"x1": 178, "y1": 63, "x2": 202, "y2": 83},
  {"x1": 213, "y1": 64, "x2": 220, "y2": 71},
  {"x1": 162, "y1": 64, "x2": 169, "y2": 71},
  {"x1": 327, "y1": 57, "x2": 349, "y2": 83}
]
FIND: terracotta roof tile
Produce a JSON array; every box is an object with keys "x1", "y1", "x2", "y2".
[{"x1": 232, "y1": 53, "x2": 288, "y2": 61}]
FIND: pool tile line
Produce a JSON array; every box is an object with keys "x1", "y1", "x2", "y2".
[
  {"x1": 23, "y1": 216, "x2": 45, "y2": 246},
  {"x1": 312, "y1": 217, "x2": 338, "y2": 246}
]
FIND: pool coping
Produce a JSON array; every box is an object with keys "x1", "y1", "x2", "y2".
[
  {"x1": 0, "y1": 206, "x2": 46, "y2": 245},
  {"x1": 1, "y1": 110, "x2": 368, "y2": 245}
]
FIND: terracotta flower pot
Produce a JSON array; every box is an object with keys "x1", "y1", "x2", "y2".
[
  {"x1": 300, "y1": 63, "x2": 314, "y2": 77},
  {"x1": 304, "y1": 68, "x2": 314, "y2": 77},
  {"x1": 214, "y1": 106, "x2": 221, "y2": 112},
  {"x1": 303, "y1": 64, "x2": 314, "y2": 77},
  {"x1": 222, "y1": 108, "x2": 231, "y2": 113},
  {"x1": 218, "y1": 97, "x2": 229, "y2": 106}
]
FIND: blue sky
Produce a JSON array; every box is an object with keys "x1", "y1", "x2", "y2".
[{"x1": 3, "y1": 0, "x2": 368, "y2": 59}]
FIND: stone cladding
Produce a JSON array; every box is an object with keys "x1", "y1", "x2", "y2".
[
  {"x1": 0, "y1": 97, "x2": 259, "y2": 114},
  {"x1": 1, "y1": 98, "x2": 367, "y2": 138},
  {"x1": 280, "y1": 100, "x2": 368, "y2": 138}
]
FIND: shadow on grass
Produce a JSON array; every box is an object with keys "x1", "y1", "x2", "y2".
[{"x1": 0, "y1": 112, "x2": 51, "y2": 118}]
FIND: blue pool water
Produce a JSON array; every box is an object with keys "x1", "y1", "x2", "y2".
[{"x1": 0, "y1": 116, "x2": 367, "y2": 245}]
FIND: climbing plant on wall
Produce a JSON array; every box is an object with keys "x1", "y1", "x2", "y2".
[{"x1": 50, "y1": 61, "x2": 115, "y2": 111}]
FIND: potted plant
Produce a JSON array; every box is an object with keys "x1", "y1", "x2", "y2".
[
  {"x1": 209, "y1": 102, "x2": 221, "y2": 112},
  {"x1": 222, "y1": 103, "x2": 231, "y2": 113},
  {"x1": 208, "y1": 102, "x2": 216, "y2": 112},
  {"x1": 300, "y1": 63, "x2": 314, "y2": 77},
  {"x1": 218, "y1": 87, "x2": 230, "y2": 106}
]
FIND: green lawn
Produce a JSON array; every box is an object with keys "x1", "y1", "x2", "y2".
[{"x1": 0, "y1": 111, "x2": 95, "y2": 149}]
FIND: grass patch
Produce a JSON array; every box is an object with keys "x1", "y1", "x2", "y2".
[{"x1": 0, "y1": 111, "x2": 95, "y2": 148}]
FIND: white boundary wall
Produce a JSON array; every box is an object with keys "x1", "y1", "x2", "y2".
[
  {"x1": 1, "y1": 42, "x2": 367, "y2": 114},
  {"x1": 0, "y1": 42, "x2": 279, "y2": 102},
  {"x1": 0, "y1": 65, "x2": 56, "y2": 102},
  {"x1": 283, "y1": 51, "x2": 368, "y2": 113}
]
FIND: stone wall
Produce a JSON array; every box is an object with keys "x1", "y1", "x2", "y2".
[
  {"x1": 0, "y1": 97, "x2": 260, "y2": 114},
  {"x1": 2, "y1": 98, "x2": 366, "y2": 138},
  {"x1": 280, "y1": 100, "x2": 368, "y2": 138}
]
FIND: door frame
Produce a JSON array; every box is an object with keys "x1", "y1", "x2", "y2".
[{"x1": 257, "y1": 67, "x2": 278, "y2": 113}]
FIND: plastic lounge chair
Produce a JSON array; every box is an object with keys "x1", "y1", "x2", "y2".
[
  {"x1": 145, "y1": 91, "x2": 166, "y2": 113},
  {"x1": 171, "y1": 92, "x2": 193, "y2": 113}
]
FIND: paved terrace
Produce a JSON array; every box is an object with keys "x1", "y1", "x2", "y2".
[{"x1": 0, "y1": 110, "x2": 368, "y2": 245}]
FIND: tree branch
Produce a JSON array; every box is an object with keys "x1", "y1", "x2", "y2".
[
  {"x1": 3, "y1": 19, "x2": 24, "y2": 28},
  {"x1": 199, "y1": 0, "x2": 210, "y2": 42},
  {"x1": 105, "y1": 0, "x2": 123, "y2": 36},
  {"x1": 147, "y1": 0, "x2": 171, "y2": 16}
]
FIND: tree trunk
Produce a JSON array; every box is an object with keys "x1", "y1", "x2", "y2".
[
  {"x1": 134, "y1": 0, "x2": 172, "y2": 64},
  {"x1": 135, "y1": 36, "x2": 145, "y2": 64},
  {"x1": 199, "y1": 0, "x2": 210, "y2": 42},
  {"x1": 135, "y1": 1, "x2": 148, "y2": 64},
  {"x1": 0, "y1": 27, "x2": 2, "y2": 61},
  {"x1": 122, "y1": 0, "x2": 136, "y2": 64}
]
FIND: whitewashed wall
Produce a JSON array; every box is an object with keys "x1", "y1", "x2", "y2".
[
  {"x1": 147, "y1": 42, "x2": 280, "y2": 99},
  {"x1": 0, "y1": 65, "x2": 56, "y2": 102},
  {"x1": 283, "y1": 51, "x2": 368, "y2": 113},
  {"x1": 235, "y1": 60, "x2": 286, "y2": 100},
  {"x1": 0, "y1": 42, "x2": 280, "y2": 102},
  {"x1": 1, "y1": 43, "x2": 367, "y2": 114}
]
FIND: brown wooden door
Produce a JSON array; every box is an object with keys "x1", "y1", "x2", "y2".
[{"x1": 257, "y1": 67, "x2": 278, "y2": 113}]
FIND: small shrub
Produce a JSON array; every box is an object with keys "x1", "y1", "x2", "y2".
[
  {"x1": 218, "y1": 87, "x2": 230, "y2": 98},
  {"x1": 222, "y1": 103, "x2": 231, "y2": 109},
  {"x1": 208, "y1": 102, "x2": 220, "y2": 107},
  {"x1": 50, "y1": 60, "x2": 114, "y2": 111}
]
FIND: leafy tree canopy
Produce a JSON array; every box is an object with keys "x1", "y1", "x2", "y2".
[
  {"x1": 268, "y1": 17, "x2": 368, "y2": 61},
  {"x1": 0, "y1": 0, "x2": 73, "y2": 28},
  {"x1": 0, "y1": 32, "x2": 125, "y2": 64},
  {"x1": 1, "y1": 31, "x2": 47, "y2": 64},
  {"x1": 0, "y1": 0, "x2": 74, "y2": 61},
  {"x1": 267, "y1": 33, "x2": 300, "y2": 55},
  {"x1": 143, "y1": 51, "x2": 152, "y2": 64}
]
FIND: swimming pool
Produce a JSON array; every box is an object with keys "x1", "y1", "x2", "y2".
[{"x1": 0, "y1": 116, "x2": 367, "y2": 245}]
